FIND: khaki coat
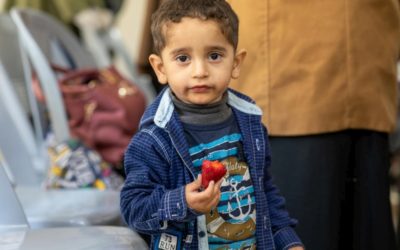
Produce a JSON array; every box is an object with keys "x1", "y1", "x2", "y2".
[{"x1": 228, "y1": 0, "x2": 400, "y2": 135}]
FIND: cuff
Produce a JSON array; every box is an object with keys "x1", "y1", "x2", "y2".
[
  {"x1": 158, "y1": 186, "x2": 187, "y2": 221},
  {"x1": 187, "y1": 205, "x2": 203, "y2": 220},
  {"x1": 274, "y1": 227, "x2": 304, "y2": 250}
]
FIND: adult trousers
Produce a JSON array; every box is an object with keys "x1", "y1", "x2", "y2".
[{"x1": 269, "y1": 130, "x2": 396, "y2": 250}]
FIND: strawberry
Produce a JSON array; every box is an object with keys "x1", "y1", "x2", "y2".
[{"x1": 201, "y1": 160, "x2": 227, "y2": 189}]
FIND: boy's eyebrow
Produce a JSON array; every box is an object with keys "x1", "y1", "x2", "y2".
[
  {"x1": 206, "y1": 46, "x2": 228, "y2": 52},
  {"x1": 169, "y1": 47, "x2": 191, "y2": 56},
  {"x1": 169, "y1": 46, "x2": 228, "y2": 56}
]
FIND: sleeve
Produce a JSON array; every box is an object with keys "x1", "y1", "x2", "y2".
[
  {"x1": 262, "y1": 127, "x2": 304, "y2": 250},
  {"x1": 120, "y1": 130, "x2": 199, "y2": 235}
]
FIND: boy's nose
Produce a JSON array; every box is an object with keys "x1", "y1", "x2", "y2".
[{"x1": 192, "y1": 60, "x2": 209, "y2": 78}]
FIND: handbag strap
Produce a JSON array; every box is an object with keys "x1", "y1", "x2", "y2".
[{"x1": 50, "y1": 63, "x2": 71, "y2": 73}]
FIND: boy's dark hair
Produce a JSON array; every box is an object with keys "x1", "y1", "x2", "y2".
[{"x1": 150, "y1": 0, "x2": 239, "y2": 55}]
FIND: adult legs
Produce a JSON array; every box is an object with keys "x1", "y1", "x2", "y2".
[
  {"x1": 346, "y1": 130, "x2": 396, "y2": 250},
  {"x1": 270, "y1": 130, "x2": 397, "y2": 250},
  {"x1": 269, "y1": 132, "x2": 350, "y2": 250}
]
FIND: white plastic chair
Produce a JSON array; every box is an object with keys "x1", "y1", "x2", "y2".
[
  {"x1": 0, "y1": 17, "x2": 123, "y2": 229},
  {"x1": 74, "y1": 7, "x2": 157, "y2": 105},
  {"x1": 0, "y1": 154, "x2": 149, "y2": 250},
  {"x1": 0, "y1": 60, "x2": 123, "y2": 228},
  {"x1": 10, "y1": 9, "x2": 74, "y2": 143}
]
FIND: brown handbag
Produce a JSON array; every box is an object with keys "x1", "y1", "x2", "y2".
[{"x1": 34, "y1": 65, "x2": 146, "y2": 166}]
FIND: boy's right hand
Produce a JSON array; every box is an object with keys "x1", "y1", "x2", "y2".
[{"x1": 185, "y1": 174, "x2": 223, "y2": 214}]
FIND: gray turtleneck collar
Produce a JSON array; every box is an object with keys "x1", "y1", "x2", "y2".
[{"x1": 171, "y1": 92, "x2": 232, "y2": 125}]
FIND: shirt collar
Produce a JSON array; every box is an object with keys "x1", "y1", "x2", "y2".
[{"x1": 154, "y1": 88, "x2": 262, "y2": 128}]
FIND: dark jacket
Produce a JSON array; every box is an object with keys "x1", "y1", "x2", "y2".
[{"x1": 120, "y1": 87, "x2": 302, "y2": 249}]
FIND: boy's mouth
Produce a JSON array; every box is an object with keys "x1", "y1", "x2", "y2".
[{"x1": 190, "y1": 85, "x2": 211, "y2": 93}]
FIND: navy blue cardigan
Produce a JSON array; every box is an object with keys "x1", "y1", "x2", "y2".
[{"x1": 120, "y1": 87, "x2": 303, "y2": 249}]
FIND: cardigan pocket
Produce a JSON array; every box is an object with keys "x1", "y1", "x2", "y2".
[{"x1": 151, "y1": 223, "x2": 189, "y2": 250}]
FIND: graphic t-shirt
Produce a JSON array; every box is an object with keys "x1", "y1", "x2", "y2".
[{"x1": 182, "y1": 115, "x2": 257, "y2": 250}]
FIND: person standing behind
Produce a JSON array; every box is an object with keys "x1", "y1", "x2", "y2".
[
  {"x1": 120, "y1": 0, "x2": 305, "y2": 249},
  {"x1": 227, "y1": 1, "x2": 400, "y2": 250}
]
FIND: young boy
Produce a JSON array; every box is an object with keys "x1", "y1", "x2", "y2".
[{"x1": 120, "y1": 0, "x2": 304, "y2": 249}]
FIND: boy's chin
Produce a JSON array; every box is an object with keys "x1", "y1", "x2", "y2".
[
  {"x1": 187, "y1": 98, "x2": 220, "y2": 106},
  {"x1": 173, "y1": 91, "x2": 224, "y2": 105},
  {"x1": 174, "y1": 96, "x2": 217, "y2": 105},
  {"x1": 190, "y1": 95, "x2": 224, "y2": 105}
]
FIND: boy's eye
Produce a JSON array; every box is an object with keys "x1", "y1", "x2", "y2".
[
  {"x1": 176, "y1": 55, "x2": 189, "y2": 63},
  {"x1": 209, "y1": 52, "x2": 222, "y2": 61}
]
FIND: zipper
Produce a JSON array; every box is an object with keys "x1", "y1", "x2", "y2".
[
  {"x1": 166, "y1": 128, "x2": 196, "y2": 249},
  {"x1": 166, "y1": 129, "x2": 196, "y2": 180}
]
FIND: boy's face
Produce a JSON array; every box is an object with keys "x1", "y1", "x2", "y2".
[{"x1": 149, "y1": 17, "x2": 246, "y2": 105}]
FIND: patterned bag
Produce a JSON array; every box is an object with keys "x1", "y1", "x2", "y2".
[{"x1": 45, "y1": 136, "x2": 124, "y2": 190}]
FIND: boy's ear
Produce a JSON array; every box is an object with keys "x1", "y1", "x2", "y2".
[
  {"x1": 231, "y1": 49, "x2": 247, "y2": 79},
  {"x1": 149, "y1": 54, "x2": 168, "y2": 84}
]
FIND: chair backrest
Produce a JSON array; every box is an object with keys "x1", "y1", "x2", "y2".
[
  {"x1": 0, "y1": 14, "x2": 46, "y2": 144},
  {"x1": 74, "y1": 8, "x2": 157, "y2": 105},
  {"x1": 11, "y1": 8, "x2": 96, "y2": 69},
  {"x1": 0, "y1": 62, "x2": 44, "y2": 186},
  {"x1": 0, "y1": 150, "x2": 29, "y2": 230},
  {"x1": 0, "y1": 14, "x2": 51, "y2": 183},
  {"x1": 0, "y1": 15, "x2": 30, "y2": 115},
  {"x1": 10, "y1": 8, "x2": 72, "y2": 143},
  {"x1": 107, "y1": 27, "x2": 157, "y2": 105}
]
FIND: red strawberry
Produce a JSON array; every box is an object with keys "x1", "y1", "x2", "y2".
[{"x1": 201, "y1": 160, "x2": 227, "y2": 189}]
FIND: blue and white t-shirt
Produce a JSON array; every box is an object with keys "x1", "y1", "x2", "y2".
[{"x1": 182, "y1": 114, "x2": 257, "y2": 250}]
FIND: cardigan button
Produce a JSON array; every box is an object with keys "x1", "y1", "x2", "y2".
[{"x1": 198, "y1": 231, "x2": 206, "y2": 238}]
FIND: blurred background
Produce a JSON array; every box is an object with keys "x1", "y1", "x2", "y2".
[{"x1": 0, "y1": 1, "x2": 399, "y2": 249}]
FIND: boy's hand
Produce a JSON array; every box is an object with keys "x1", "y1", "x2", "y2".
[{"x1": 185, "y1": 174, "x2": 223, "y2": 214}]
